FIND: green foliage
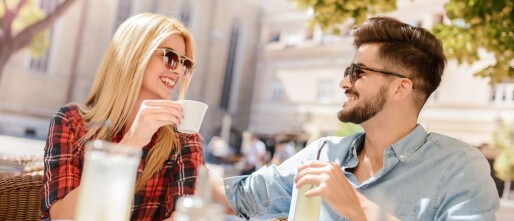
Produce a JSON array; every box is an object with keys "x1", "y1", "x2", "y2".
[
  {"x1": 332, "y1": 122, "x2": 363, "y2": 137},
  {"x1": 1, "y1": 0, "x2": 49, "y2": 57},
  {"x1": 492, "y1": 122, "x2": 514, "y2": 181},
  {"x1": 432, "y1": 0, "x2": 514, "y2": 83},
  {"x1": 293, "y1": 0, "x2": 397, "y2": 32},
  {"x1": 293, "y1": 0, "x2": 514, "y2": 83}
]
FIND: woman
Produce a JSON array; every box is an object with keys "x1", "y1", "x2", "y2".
[{"x1": 40, "y1": 13, "x2": 204, "y2": 221}]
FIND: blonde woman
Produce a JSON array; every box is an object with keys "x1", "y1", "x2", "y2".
[{"x1": 40, "y1": 13, "x2": 203, "y2": 221}]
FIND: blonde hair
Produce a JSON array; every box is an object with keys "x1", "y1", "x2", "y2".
[{"x1": 77, "y1": 13, "x2": 196, "y2": 191}]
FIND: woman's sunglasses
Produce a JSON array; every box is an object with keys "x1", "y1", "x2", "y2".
[
  {"x1": 344, "y1": 63, "x2": 414, "y2": 88},
  {"x1": 156, "y1": 48, "x2": 194, "y2": 76}
]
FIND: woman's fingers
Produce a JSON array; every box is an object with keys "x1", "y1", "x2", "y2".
[
  {"x1": 143, "y1": 100, "x2": 183, "y2": 111},
  {"x1": 153, "y1": 112, "x2": 182, "y2": 125}
]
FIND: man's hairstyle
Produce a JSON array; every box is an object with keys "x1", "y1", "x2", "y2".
[{"x1": 351, "y1": 16, "x2": 447, "y2": 109}]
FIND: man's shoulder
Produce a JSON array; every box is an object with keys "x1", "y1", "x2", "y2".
[
  {"x1": 427, "y1": 132, "x2": 475, "y2": 149},
  {"x1": 426, "y1": 132, "x2": 483, "y2": 159}
]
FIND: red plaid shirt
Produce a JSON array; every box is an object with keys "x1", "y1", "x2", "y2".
[{"x1": 40, "y1": 104, "x2": 204, "y2": 221}]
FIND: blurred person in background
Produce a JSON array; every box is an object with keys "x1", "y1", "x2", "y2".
[
  {"x1": 206, "y1": 136, "x2": 232, "y2": 165},
  {"x1": 212, "y1": 16, "x2": 499, "y2": 220},
  {"x1": 271, "y1": 138, "x2": 296, "y2": 165},
  {"x1": 41, "y1": 13, "x2": 203, "y2": 221},
  {"x1": 239, "y1": 135, "x2": 266, "y2": 175}
]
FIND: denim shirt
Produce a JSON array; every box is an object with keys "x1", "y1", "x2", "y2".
[{"x1": 223, "y1": 125, "x2": 500, "y2": 221}]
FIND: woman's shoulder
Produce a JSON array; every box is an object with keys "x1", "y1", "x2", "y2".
[
  {"x1": 55, "y1": 103, "x2": 80, "y2": 114},
  {"x1": 52, "y1": 103, "x2": 84, "y2": 125}
]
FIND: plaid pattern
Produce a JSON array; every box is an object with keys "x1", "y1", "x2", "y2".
[{"x1": 40, "y1": 104, "x2": 204, "y2": 221}]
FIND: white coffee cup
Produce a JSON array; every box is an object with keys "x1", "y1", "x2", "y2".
[{"x1": 176, "y1": 100, "x2": 208, "y2": 134}]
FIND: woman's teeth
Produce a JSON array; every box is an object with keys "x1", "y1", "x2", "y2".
[{"x1": 160, "y1": 77, "x2": 175, "y2": 86}]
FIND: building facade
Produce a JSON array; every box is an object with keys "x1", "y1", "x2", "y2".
[
  {"x1": 249, "y1": 0, "x2": 514, "y2": 146},
  {"x1": 0, "y1": 0, "x2": 263, "y2": 145},
  {"x1": 1, "y1": 0, "x2": 512, "y2": 148}
]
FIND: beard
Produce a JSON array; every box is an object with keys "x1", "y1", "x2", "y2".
[{"x1": 337, "y1": 85, "x2": 388, "y2": 124}]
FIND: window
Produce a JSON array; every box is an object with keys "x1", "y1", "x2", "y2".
[
  {"x1": 317, "y1": 80, "x2": 334, "y2": 102},
  {"x1": 220, "y1": 21, "x2": 240, "y2": 110},
  {"x1": 285, "y1": 32, "x2": 302, "y2": 46},
  {"x1": 269, "y1": 82, "x2": 283, "y2": 101},
  {"x1": 491, "y1": 83, "x2": 514, "y2": 105},
  {"x1": 29, "y1": 0, "x2": 59, "y2": 72},
  {"x1": 268, "y1": 33, "x2": 280, "y2": 43}
]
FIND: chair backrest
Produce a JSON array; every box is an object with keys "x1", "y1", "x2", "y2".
[{"x1": 0, "y1": 174, "x2": 43, "y2": 221}]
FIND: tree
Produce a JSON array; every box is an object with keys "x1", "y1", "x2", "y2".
[
  {"x1": 491, "y1": 121, "x2": 514, "y2": 198},
  {"x1": 432, "y1": 0, "x2": 514, "y2": 82},
  {"x1": 0, "y1": 0, "x2": 77, "y2": 83},
  {"x1": 292, "y1": 0, "x2": 514, "y2": 82}
]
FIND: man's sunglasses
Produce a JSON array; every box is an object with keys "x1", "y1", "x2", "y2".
[
  {"x1": 344, "y1": 63, "x2": 413, "y2": 88},
  {"x1": 156, "y1": 48, "x2": 194, "y2": 76}
]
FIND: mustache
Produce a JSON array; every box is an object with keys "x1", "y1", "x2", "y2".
[{"x1": 345, "y1": 88, "x2": 359, "y2": 97}]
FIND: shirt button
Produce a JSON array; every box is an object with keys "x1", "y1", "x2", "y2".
[
  {"x1": 225, "y1": 185, "x2": 230, "y2": 189},
  {"x1": 399, "y1": 155, "x2": 405, "y2": 160}
]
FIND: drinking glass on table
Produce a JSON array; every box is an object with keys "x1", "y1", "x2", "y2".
[
  {"x1": 75, "y1": 140, "x2": 141, "y2": 221},
  {"x1": 288, "y1": 141, "x2": 327, "y2": 221}
]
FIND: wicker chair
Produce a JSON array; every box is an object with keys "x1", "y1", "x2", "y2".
[{"x1": 0, "y1": 174, "x2": 43, "y2": 221}]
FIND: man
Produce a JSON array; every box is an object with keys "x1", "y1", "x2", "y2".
[{"x1": 214, "y1": 16, "x2": 499, "y2": 220}]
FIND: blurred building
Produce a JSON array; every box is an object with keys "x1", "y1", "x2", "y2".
[
  {"x1": 1, "y1": 0, "x2": 513, "y2": 147},
  {"x1": 249, "y1": 0, "x2": 514, "y2": 146},
  {"x1": 0, "y1": 0, "x2": 263, "y2": 145}
]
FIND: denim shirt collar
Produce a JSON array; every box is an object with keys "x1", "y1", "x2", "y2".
[
  {"x1": 346, "y1": 124, "x2": 428, "y2": 165},
  {"x1": 390, "y1": 124, "x2": 428, "y2": 162}
]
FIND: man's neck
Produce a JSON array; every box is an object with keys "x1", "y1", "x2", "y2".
[{"x1": 360, "y1": 117, "x2": 418, "y2": 163}]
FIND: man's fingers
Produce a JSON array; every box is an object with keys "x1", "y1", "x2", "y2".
[{"x1": 296, "y1": 174, "x2": 321, "y2": 188}]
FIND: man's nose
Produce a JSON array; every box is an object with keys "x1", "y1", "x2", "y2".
[{"x1": 339, "y1": 74, "x2": 352, "y2": 90}]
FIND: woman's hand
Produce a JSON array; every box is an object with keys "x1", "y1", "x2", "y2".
[{"x1": 121, "y1": 100, "x2": 183, "y2": 149}]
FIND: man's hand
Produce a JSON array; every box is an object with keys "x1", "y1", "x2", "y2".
[
  {"x1": 295, "y1": 161, "x2": 365, "y2": 220},
  {"x1": 295, "y1": 161, "x2": 401, "y2": 221}
]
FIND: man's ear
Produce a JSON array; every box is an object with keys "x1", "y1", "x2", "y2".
[{"x1": 393, "y1": 79, "x2": 414, "y2": 99}]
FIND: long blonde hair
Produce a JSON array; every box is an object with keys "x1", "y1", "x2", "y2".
[{"x1": 77, "y1": 13, "x2": 196, "y2": 191}]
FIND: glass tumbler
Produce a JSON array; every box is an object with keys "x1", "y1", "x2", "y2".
[{"x1": 75, "y1": 140, "x2": 141, "y2": 221}]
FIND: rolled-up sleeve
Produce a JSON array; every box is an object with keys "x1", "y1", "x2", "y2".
[
  {"x1": 225, "y1": 162, "x2": 307, "y2": 220},
  {"x1": 168, "y1": 133, "x2": 205, "y2": 213},
  {"x1": 41, "y1": 106, "x2": 83, "y2": 217}
]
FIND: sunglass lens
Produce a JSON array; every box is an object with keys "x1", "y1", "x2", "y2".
[
  {"x1": 183, "y1": 59, "x2": 193, "y2": 70},
  {"x1": 164, "y1": 51, "x2": 179, "y2": 70}
]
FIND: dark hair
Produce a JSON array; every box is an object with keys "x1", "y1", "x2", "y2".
[{"x1": 351, "y1": 16, "x2": 447, "y2": 109}]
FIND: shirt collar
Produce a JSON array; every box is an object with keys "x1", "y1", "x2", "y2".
[
  {"x1": 347, "y1": 125, "x2": 428, "y2": 163},
  {"x1": 390, "y1": 124, "x2": 428, "y2": 162},
  {"x1": 348, "y1": 133, "x2": 365, "y2": 163}
]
